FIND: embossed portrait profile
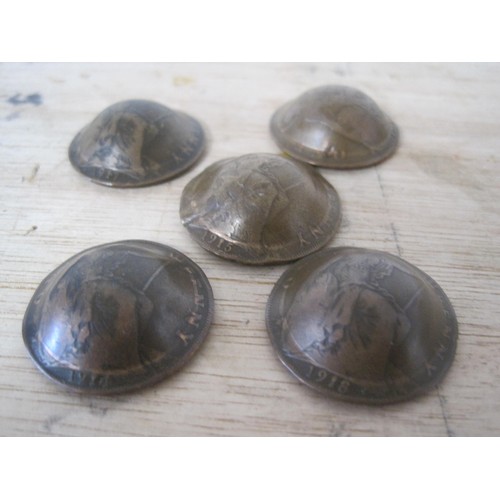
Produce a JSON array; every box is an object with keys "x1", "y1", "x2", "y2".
[
  {"x1": 78, "y1": 104, "x2": 170, "y2": 179},
  {"x1": 180, "y1": 153, "x2": 341, "y2": 263},
  {"x1": 282, "y1": 254, "x2": 422, "y2": 382},
  {"x1": 69, "y1": 100, "x2": 205, "y2": 187}
]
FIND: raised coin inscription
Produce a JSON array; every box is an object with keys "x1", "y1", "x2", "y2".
[
  {"x1": 69, "y1": 100, "x2": 205, "y2": 187},
  {"x1": 23, "y1": 240, "x2": 214, "y2": 394},
  {"x1": 270, "y1": 85, "x2": 398, "y2": 169},
  {"x1": 180, "y1": 153, "x2": 341, "y2": 265},
  {"x1": 266, "y1": 247, "x2": 458, "y2": 404}
]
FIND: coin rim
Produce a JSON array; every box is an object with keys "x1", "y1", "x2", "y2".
[
  {"x1": 22, "y1": 240, "x2": 214, "y2": 395},
  {"x1": 265, "y1": 246, "x2": 458, "y2": 404}
]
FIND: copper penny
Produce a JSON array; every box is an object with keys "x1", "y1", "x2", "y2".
[
  {"x1": 270, "y1": 85, "x2": 398, "y2": 169},
  {"x1": 180, "y1": 153, "x2": 342, "y2": 265},
  {"x1": 69, "y1": 100, "x2": 205, "y2": 187},
  {"x1": 266, "y1": 247, "x2": 458, "y2": 404},
  {"x1": 23, "y1": 240, "x2": 214, "y2": 394}
]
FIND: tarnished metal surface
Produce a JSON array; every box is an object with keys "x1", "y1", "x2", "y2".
[
  {"x1": 270, "y1": 85, "x2": 398, "y2": 169},
  {"x1": 69, "y1": 100, "x2": 205, "y2": 187},
  {"x1": 23, "y1": 240, "x2": 214, "y2": 394},
  {"x1": 180, "y1": 153, "x2": 341, "y2": 264},
  {"x1": 266, "y1": 247, "x2": 458, "y2": 404}
]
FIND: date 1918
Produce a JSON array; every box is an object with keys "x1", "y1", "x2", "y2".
[{"x1": 305, "y1": 364, "x2": 352, "y2": 394}]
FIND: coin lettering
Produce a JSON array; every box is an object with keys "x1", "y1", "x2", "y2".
[
  {"x1": 310, "y1": 225, "x2": 325, "y2": 239},
  {"x1": 180, "y1": 154, "x2": 341, "y2": 264},
  {"x1": 176, "y1": 331, "x2": 194, "y2": 346},
  {"x1": 23, "y1": 240, "x2": 214, "y2": 394},
  {"x1": 69, "y1": 100, "x2": 205, "y2": 187},
  {"x1": 298, "y1": 232, "x2": 310, "y2": 247},
  {"x1": 266, "y1": 247, "x2": 458, "y2": 404},
  {"x1": 270, "y1": 85, "x2": 399, "y2": 169}
]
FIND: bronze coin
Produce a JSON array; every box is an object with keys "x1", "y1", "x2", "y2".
[
  {"x1": 180, "y1": 153, "x2": 342, "y2": 265},
  {"x1": 23, "y1": 240, "x2": 214, "y2": 394},
  {"x1": 270, "y1": 85, "x2": 399, "y2": 169},
  {"x1": 69, "y1": 100, "x2": 205, "y2": 187},
  {"x1": 266, "y1": 247, "x2": 458, "y2": 404}
]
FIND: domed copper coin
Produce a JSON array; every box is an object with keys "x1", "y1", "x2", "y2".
[
  {"x1": 23, "y1": 240, "x2": 214, "y2": 394},
  {"x1": 266, "y1": 247, "x2": 458, "y2": 404},
  {"x1": 180, "y1": 153, "x2": 341, "y2": 265},
  {"x1": 270, "y1": 85, "x2": 399, "y2": 169},
  {"x1": 69, "y1": 100, "x2": 205, "y2": 187}
]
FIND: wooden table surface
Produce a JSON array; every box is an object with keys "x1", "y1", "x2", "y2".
[{"x1": 1, "y1": 62, "x2": 499, "y2": 436}]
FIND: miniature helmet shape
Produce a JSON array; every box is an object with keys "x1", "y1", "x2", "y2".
[
  {"x1": 266, "y1": 247, "x2": 458, "y2": 403},
  {"x1": 180, "y1": 153, "x2": 342, "y2": 265},
  {"x1": 69, "y1": 100, "x2": 205, "y2": 187},
  {"x1": 270, "y1": 85, "x2": 398, "y2": 169},
  {"x1": 23, "y1": 241, "x2": 214, "y2": 394}
]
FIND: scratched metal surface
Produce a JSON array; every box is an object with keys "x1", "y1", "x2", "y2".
[{"x1": 1, "y1": 62, "x2": 499, "y2": 436}]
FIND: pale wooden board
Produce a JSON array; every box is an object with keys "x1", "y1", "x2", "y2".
[{"x1": 1, "y1": 63, "x2": 499, "y2": 436}]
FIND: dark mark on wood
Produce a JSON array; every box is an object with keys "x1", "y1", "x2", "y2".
[
  {"x1": 376, "y1": 169, "x2": 402, "y2": 256},
  {"x1": 7, "y1": 93, "x2": 43, "y2": 106},
  {"x1": 329, "y1": 422, "x2": 350, "y2": 437},
  {"x1": 44, "y1": 414, "x2": 64, "y2": 433},
  {"x1": 438, "y1": 389, "x2": 455, "y2": 436},
  {"x1": 5, "y1": 111, "x2": 21, "y2": 121},
  {"x1": 390, "y1": 222, "x2": 402, "y2": 256},
  {"x1": 88, "y1": 401, "x2": 109, "y2": 417},
  {"x1": 24, "y1": 225, "x2": 38, "y2": 236},
  {"x1": 22, "y1": 164, "x2": 40, "y2": 183}
]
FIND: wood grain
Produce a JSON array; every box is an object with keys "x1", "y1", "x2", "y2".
[{"x1": 1, "y1": 63, "x2": 499, "y2": 436}]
